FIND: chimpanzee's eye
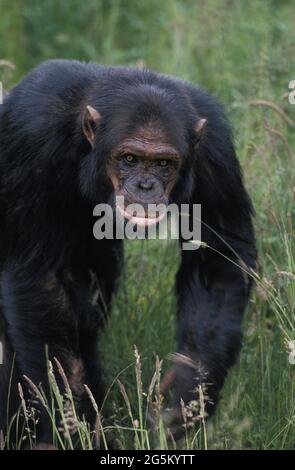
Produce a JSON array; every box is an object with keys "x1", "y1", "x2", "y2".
[
  {"x1": 159, "y1": 159, "x2": 168, "y2": 167},
  {"x1": 125, "y1": 155, "x2": 136, "y2": 163}
]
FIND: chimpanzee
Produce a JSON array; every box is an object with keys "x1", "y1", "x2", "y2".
[{"x1": 0, "y1": 59, "x2": 256, "y2": 448}]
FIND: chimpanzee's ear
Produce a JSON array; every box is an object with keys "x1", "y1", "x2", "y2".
[
  {"x1": 82, "y1": 105, "x2": 101, "y2": 148},
  {"x1": 194, "y1": 118, "x2": 207, "y2": 136},
  {"x1": 193, "y1": 118, "x2": 207, "y2": 150}
]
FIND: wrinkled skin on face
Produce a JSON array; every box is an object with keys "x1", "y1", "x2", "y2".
[
  {"x1": 106, "y1": 125, "x2": 182, "y2": 226},
  {"x1": 82, "y1": 105, "x2": 207, "y2": 226}
]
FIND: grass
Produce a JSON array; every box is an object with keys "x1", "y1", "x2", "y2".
[{"x1": 0, "y1": 0, "x2": 294, "y2": 450}]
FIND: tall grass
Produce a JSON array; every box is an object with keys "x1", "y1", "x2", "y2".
[{"x1": 0, "y1": 0, "x2": 294, "y2": 449}]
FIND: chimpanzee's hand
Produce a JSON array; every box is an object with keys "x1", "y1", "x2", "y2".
[{"x1": 149, "y1": 353, "x2": 214, "y2": 440}]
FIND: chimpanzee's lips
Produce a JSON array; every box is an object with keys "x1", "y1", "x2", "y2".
[{"x1": 116, "y1": 204, "x2": 166, "y2": 227}]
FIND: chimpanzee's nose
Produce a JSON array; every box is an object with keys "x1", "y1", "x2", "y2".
[{"x1": 138, "y1": 179, "x2": 154, "y2": 191}]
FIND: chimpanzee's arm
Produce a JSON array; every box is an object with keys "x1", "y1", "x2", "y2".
[
  {"x1": 166, "y1": 205, "x2": 256, "y2": 432},
  {"x1": 175, "y1": 231, "x2": 255, "y2": 406}
]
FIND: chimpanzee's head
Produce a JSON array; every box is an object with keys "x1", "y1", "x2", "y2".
[{"x1": 81, "y1": 83, "x2": 206, "y2": 226}]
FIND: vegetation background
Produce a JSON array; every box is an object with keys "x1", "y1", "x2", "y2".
[{"x1": 0, "y1": 0, "x2": 294, "y2": 450}]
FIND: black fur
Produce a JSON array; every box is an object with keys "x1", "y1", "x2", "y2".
[{"x1": 0, "y1": 60, "x2": 256, "y2": 446}]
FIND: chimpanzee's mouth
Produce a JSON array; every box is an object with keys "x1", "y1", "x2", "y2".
[{"x1": 116, "y1": 204, "x2": 166, "y2": 227}]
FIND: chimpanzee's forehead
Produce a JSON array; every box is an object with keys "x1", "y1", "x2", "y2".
[
  {"x1": 126, "y1": 124, "x2": 171, "y2": 145},
  {"x1": 112, "y1": 124, "x2": 181, "y2": 158},
  {"x1": 110, "y1": 122, "x2": 186, "y2": 158},
  {"x1": 107, "y1": 111, "x2": 189, "y2": 157}
]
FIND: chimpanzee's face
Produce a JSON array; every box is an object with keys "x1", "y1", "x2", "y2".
[
  {"x1": 82, "y1": 104, "x2": 206, "y2": 225},
  {"x1": 106, "y1": 125, "x2": 181, "y2": 226}
]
